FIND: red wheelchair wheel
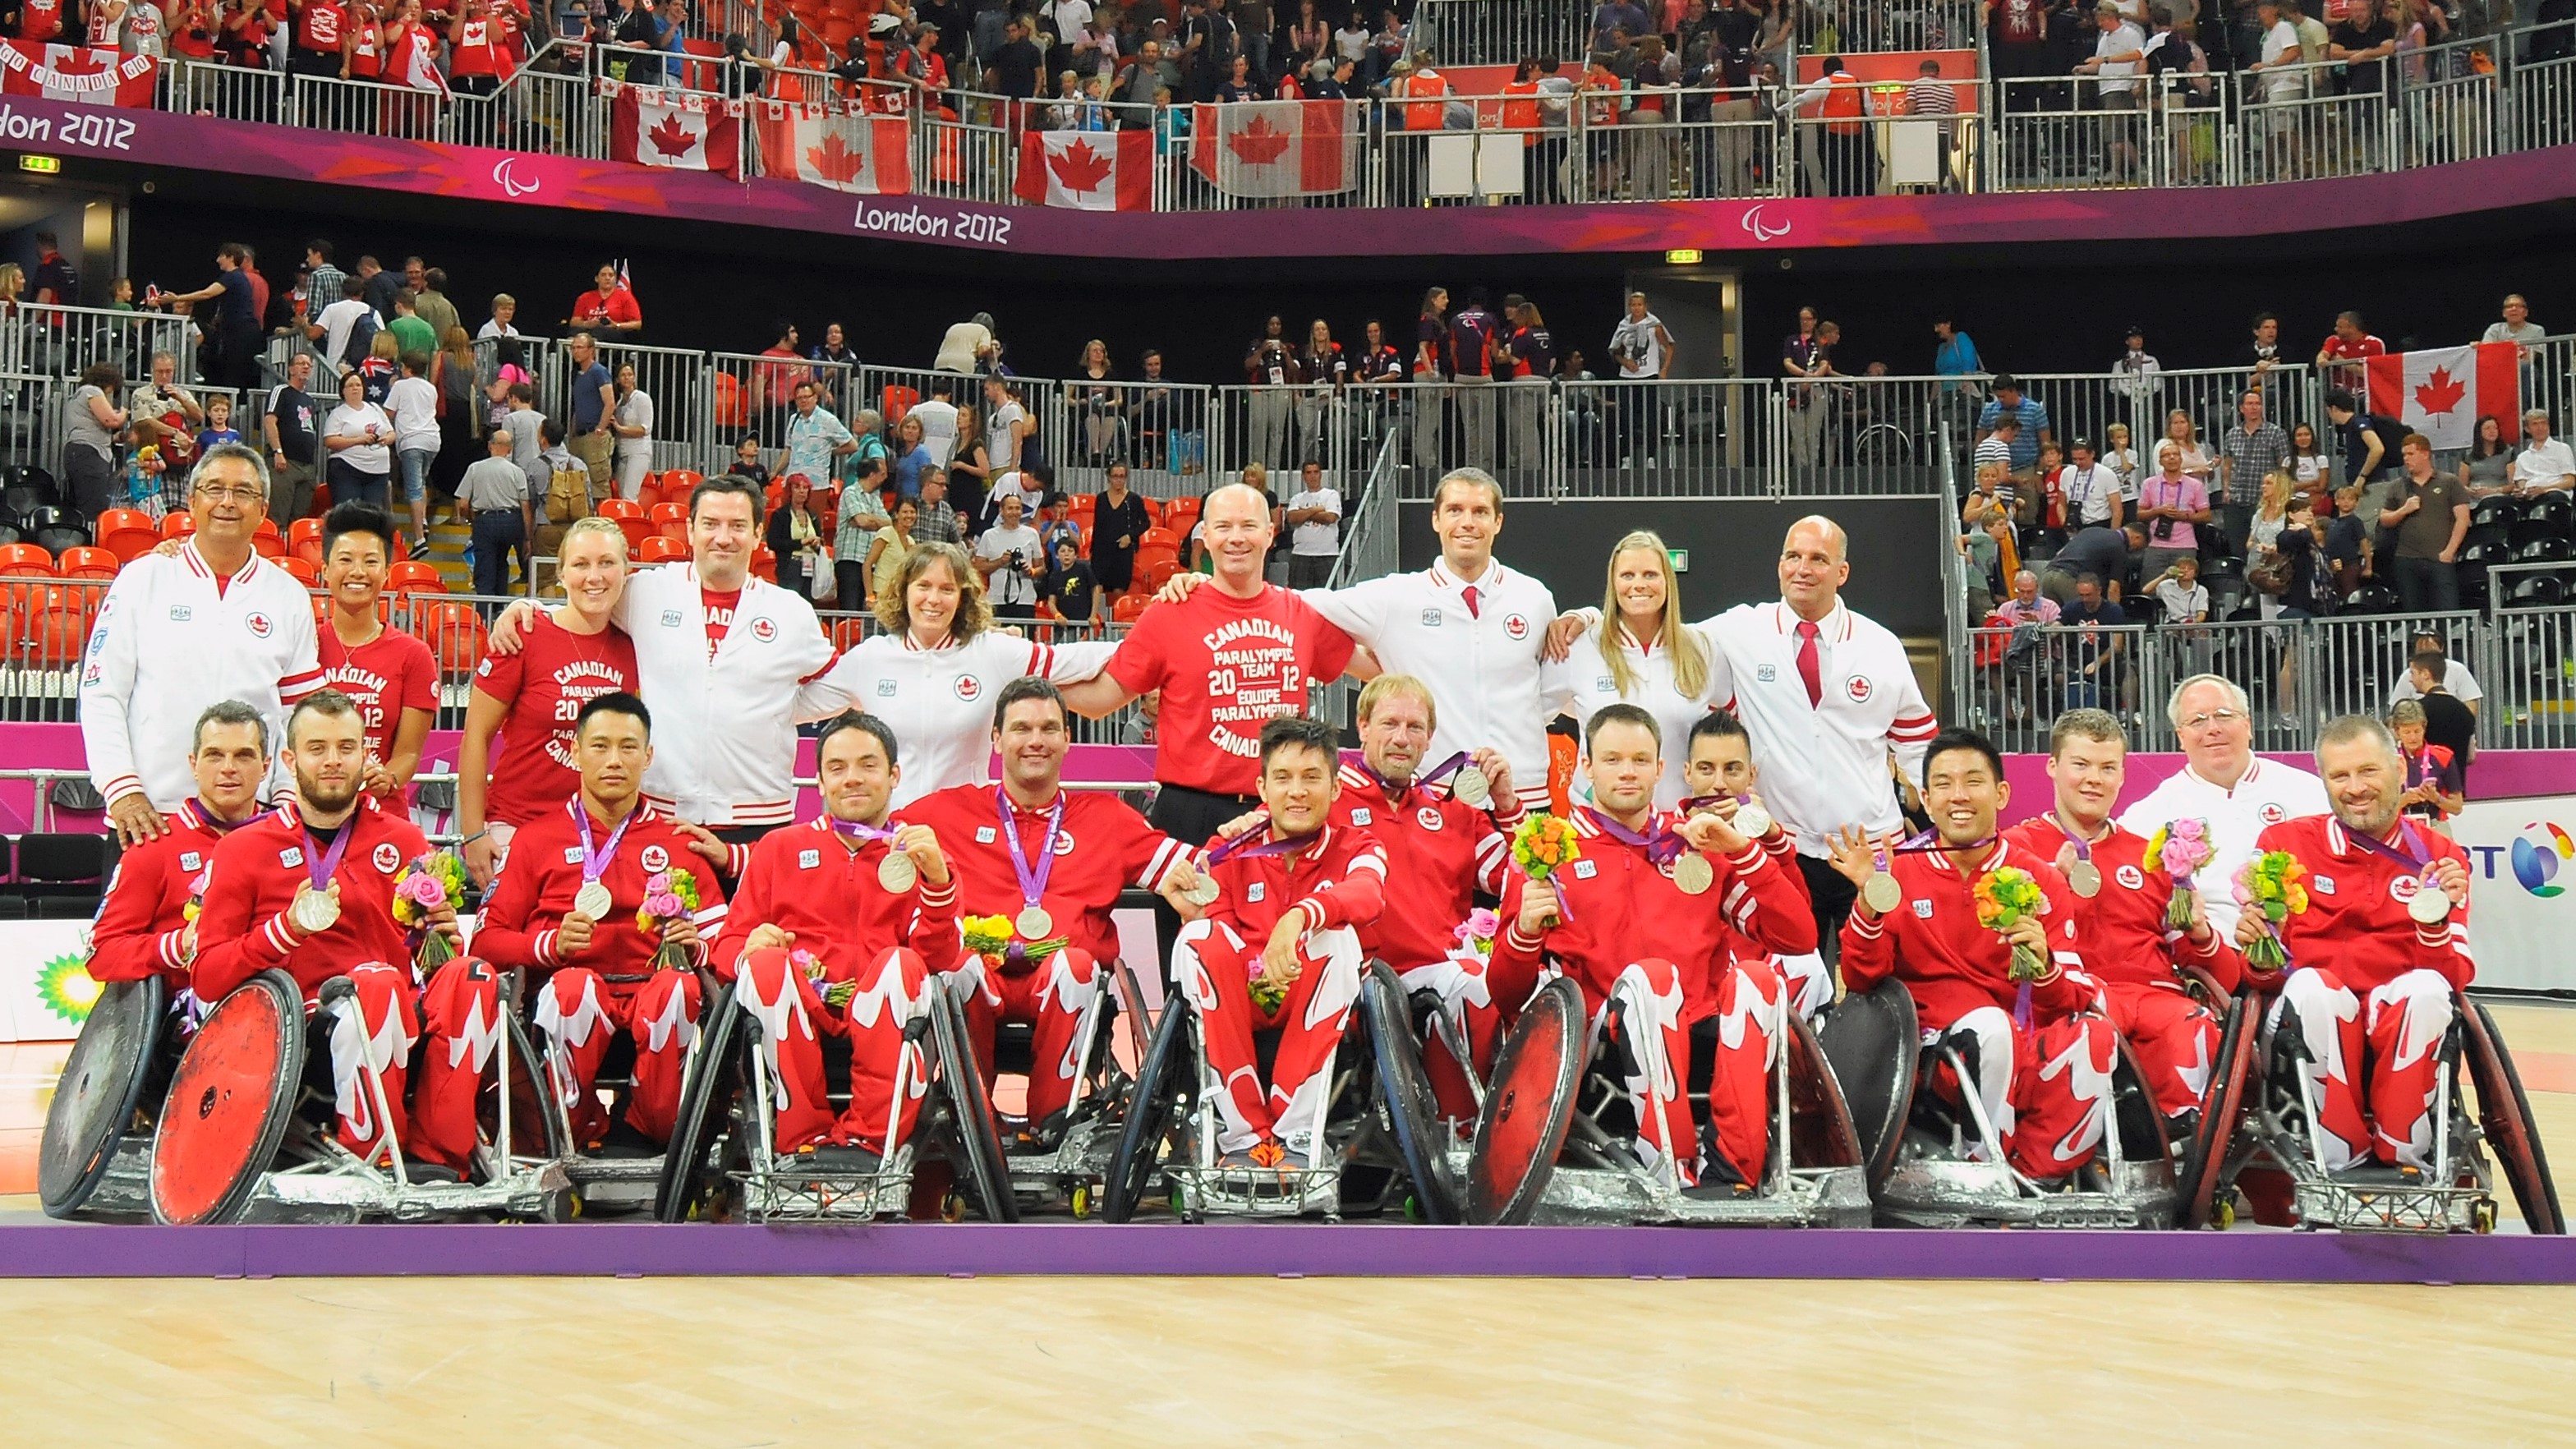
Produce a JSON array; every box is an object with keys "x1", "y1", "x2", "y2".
[
  {"x1": 2181, "y1": 993, "x2": 2256, "y2": 1229},
  {"x1": 1465, "y1": 976, "x2": 1585, "y2": 1226},
  {"x1": 150, "y1": 970, "x2": 306, "y2": 1226}
]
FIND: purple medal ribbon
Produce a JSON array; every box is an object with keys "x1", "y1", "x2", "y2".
[
  {"x1": 301, "y1": 816, "x2": 354, "y2": 892},
  {"x1": 572, "y1": 798, "x2": 636, "y2": 886},
  {"x1": 1580, "y1": 807, "x2": 1686, "y2": 865},
  {"x1": 1204, "y1": 827, "x2": 1304, "y2": 867},
  {"x1": 998, "y1": 787, "x2": 1065, "y2": 912},
  {"x1": 2344, "y1": 819, "x2": 2443, "y2": 908},
  {"x1": 2045, "y1": 812, "x2": 2096, "y2": 867},
  {"x1": 830, "y1": 817, "x2": 900, "y2": 846}
]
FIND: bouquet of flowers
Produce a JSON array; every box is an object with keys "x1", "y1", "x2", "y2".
[
  {"x1": 1511, "y1": 813, "x2": 1581, "y2": 926},
  {"x1": 391, "y1": 852, "x2": 468, "y2": 971},
  {"x1": 2142, "y1": 818, "x2": 2212, "y2": 931},
  {"x1": 2233, "y1": 850, "x2": 2310, "y2": 973},
  {"x1": 961, "y1": 913, "x2": 1067, "y2": 977},
  {"x1": 1451, "y1": 908, "x2": 1500, "y2": 959},
  {"x1": 1974, "y1": 866, "x2": 2050, "y2": 983},
  {"x1": 794, "y1": 946, "x2": 858, "y2": 1010},
  {"x1": 635, "y1": 867, "x2": 702, "y2": 973}
]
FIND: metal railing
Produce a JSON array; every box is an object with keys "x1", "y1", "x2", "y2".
[
  {"x1": 1327, "y1": 427, "x2": 1403, "y2": 591},
  {"x1": 1403, "y1": 1, "x2": 1589, "y2": 68}
]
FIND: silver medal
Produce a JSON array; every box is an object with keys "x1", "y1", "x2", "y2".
[
  {"x1": 2407, "y1": 884, "x2": 2451, "y2": 925},
  {"x1": 1732, "y1": 803, "x2": 1773, "y2": 840},
  {"x1": 573, "y1": 881, "x2": 614, "y2": 921},
  {"x1": 1672, "y1": 853, "x2": 1714, "y2": 896},
  {"x1": 2068, "y1": 859, "x2": 2103, "y2": 898},
  {"x1": 1448, "y1": 768, "x2": 1492, "y2": 810},
  {"x1": 877, "y1": 850, "x2": 918, "y2": 893},
  {"x1": 292, "y1": 886, "x2": 341, "y2": 934},
  {"x1": 1862, "y1": 870, "x2": 1902, "y2": 915},
  {"x1": 1016, "y1": 905, "x2": 1056, "y2": 940},
  {"x1": 1183, "y1": 874, "x2": 1221, "y2": 908}
]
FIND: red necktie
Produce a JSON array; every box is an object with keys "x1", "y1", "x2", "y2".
[
  {"x1": 1795, "y1": 620, "x2": 1823, "y2": 707},
  {"x1": 1462, "y1": 584, "x2": 1480, "y2": 619}
]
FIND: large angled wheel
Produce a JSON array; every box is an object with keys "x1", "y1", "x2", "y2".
[
  {"x1": 149, "y1": 970, "x2": 305, "y2": 1226},
  {"x1": 2181, "y1": 993, "x2": 2256, "y2": 1229},
  {"x1": 1103, "y1": 991, "x2": 1195, "y2": 1222},
  {"x1": 653, "y1": 987, "x2": 747, "y2": 1222},
  {"x1": 928, "y1": 977, "x2": 1018, "y2": 1223},
  {"x1": 2463, "y1": 1000, "x2": 2564, "y2": 1236},
  {"x1": 477, "y1": 979, "x2": 568, "y2": 1174},
  {"x1": 1107, "y1": 957, "x2": 1154, "y2": 1070},
  {"x1": 1360, "y1": 961, "x2": 1458, "y2": 1224},
  {"x1": 1815, "y1": 979, "x2": 1919, "y2": 1192},
  {"x1": 39, "y1": 974, "x2": 168, "y2": 1218},
  {"x1": 1784, "y1": 1008, "x2": 1864, "y2": 1171},
  {"x1": 1465, "y1": 976, "x2": 1586, "y2": 1226}
]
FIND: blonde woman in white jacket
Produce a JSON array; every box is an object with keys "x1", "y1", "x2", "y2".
[{"x1": 1541, "y1": 528, "x2": 1733, "y2": 809}]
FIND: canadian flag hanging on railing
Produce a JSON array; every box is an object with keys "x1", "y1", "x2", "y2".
[
  {"x1": 2365, "y1": 341, "x2": 2519, "y2": 452},
  {"x1": 1014, "y1": 129, "x2": 1152, "y2": 211},
  {"x1": 601, "y1": 79, "x2": 743, "y2": 179},
  {"x1": 752, "y1": 99, "x2": 912, "y2": 196},
  {"x1": 1189, "y1": 100, "x2": 1359, "y2": 198},
  {"x1": 0, "y1": 40, "x2": 156, "y2": 106}
]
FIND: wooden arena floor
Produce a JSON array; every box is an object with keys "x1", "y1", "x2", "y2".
[{"x1": 4, "y1": 1003, "x2": 2574, "y2": 1446}]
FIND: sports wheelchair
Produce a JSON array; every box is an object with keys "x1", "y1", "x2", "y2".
[
  {"x1": 649, "y1": 965, "x2": 1019, "y2": 1224},
  {"x1": 2178, "y1": 983, "x2": 2562, "y2": 1235},
  {"x1": 1460, "y1": 973, "x2": 1873, "y2": 1227},
  {"x1": 987, "y1": 949, "x2": 1162, "y2": 1218},
  {"x1": 1102, "y1": 960, "x2": 1460, "y2": 1223},
  {"x1": 1819, "y1": 979, "x2": 2179, "y2": 1229},
  {"x1": 136, "y1": 965, "x2": 571, "y2": 1225},
  {"x1": 40, "y1": 975, "x2": 184, "y2": 1219}
]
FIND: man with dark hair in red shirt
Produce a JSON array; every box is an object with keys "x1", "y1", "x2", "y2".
[
  {"x1": 190, "y1": 690, "x2": 464, "y2": 1167},
  {"x1": 908, "y1": 677, "x2": 1212, "y2": 1136},
  {"x1": 2245, "y1": 715, "x2": 2473, "y2": 1175},
  {"x1": 1826, "y1": 727, "x2": 2118, "y2": 1181},
  {"x1": 1492, "y1": 704, "x2": 1812, "y2": 1189},
  {"x1": 85, "y1": 702, "x2": 269, "y2": 990},
  {"x1": 1173, "y1": 714, "x2": 1387, "y2": 1170}
]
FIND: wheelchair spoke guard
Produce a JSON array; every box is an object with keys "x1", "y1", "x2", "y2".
[
  {"x1": 1103, "y1": 988, "x2": 1194, "y2": 1223},
  {"x1": 1360, "y1": 961, "x2": 1458, "y2": 1224},
  {"x1": 40, "y1": 974, "x2": 166, "y2": 1218},
  {"x1": 1465, "y1": 976, "x2": 1585, "y2": 1226},
  {"x1": 1815, "y1": 978, "x2": 1918, "y2": 1193},
  {"x1": 150, "y1": 970, "x2": 305, "y2": 1226},
  {"x1": 2181, "y1": 992, "x2": 2256, "y2": 1230}
]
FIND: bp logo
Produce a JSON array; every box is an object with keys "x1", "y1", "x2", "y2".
[
  {"x1": 2510, "y1": 821, "x2": 2574, "y2": 897},
  {"x1": 37, "y1": 951, "x2": 103, "y2": 1025}
]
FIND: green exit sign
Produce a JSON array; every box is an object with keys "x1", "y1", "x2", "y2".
[{"x1": 1668, "y1": 549, "x2": 1690, "y2": 573}]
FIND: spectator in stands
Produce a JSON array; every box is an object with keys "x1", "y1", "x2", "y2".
[
  {"x1": 768, "y1": 472, "x2": 827, "y2": 600},
  {"x1": 2063, "y1": 436, "x2": 2124, "y2": 530},
  {"x1": 2219, "y1": 388, "x2": 2291, "y2": 510},
  {"x1": 1972, "y1": 415, "x2": 2019, "y2": 489},
  {"x1": 126, "y1": 350, "x2": 203, "y2": 479},
  {"x1": 983, "y1": 374, "x2": 1033, "y2": 476},
  {"x1": 1976, "y1": 374, "x2": 2050, "y2": 476},
  {"x1": 356, "y1": 255, "x2": 399, "y2": 320},
  {"x1": 1282, "y1": 458, "x2": 1341, "y2": 588},
  {"x1": 1045, "y1": 533, "x2": 1101, "y2": 622},
  {"x1": 386, "y1": 348, "x2": 441, "y2": 551},
  {"x1": 1608, "y1": 290, "x2": 1673, "y2": 470},
  {"x1": 565, "y1": 332, "x2": 617, "y2": 501},
  {"x1": 808, "y1": 320, "x2": 859, "y2": 370},
  {"x1": 859, "y1": 497, "x2": 917, "y2": 612},
  {"x1": 2157, "y1": 407, "x2": 2214, "y2": 486},
  {"x1": 323, "y1": 368, "x2": 396, "y2": 510},
  {"x1": 1181, "y1": 0, "x2": 1237, "y2": 103},
  {"x1": 386, "y1": 290, "x2": 434, "y2": 361},
  {"x1": 308, "y1": 274, "x2": 372, "y2": 380},
  {"x1": 265, "y1": 350, "x2": 323, "y2": 522},
  {"x1": 2076, "y1": 2, "x2": 2149, "y2": 179},
  {"x1": 477, "y1": 292, "x2": 520, "y2": 340},
  {"x1": 456, "y1": 426, "x2": 532, "y2": 600},
  {"x1": 2516, "y1": 409, "x2": 2575, "y2": 492},
  {"x1": 1069, "y1": 338, "x2": 1121, "y2": 465},
  {"x1": 1791, "y1": 54, "x2": 1874, "y2": 198},
  {"x1": 2060, "y1": 573, "x2": 2130, "y2": 708},
  {"x1": 570, "y1": 262, "x2": 642, "y2": 338},
  {"x1": 991, "y1": 14, "x2": 1046, "y2": 115},
  {"x1": 782, "y1": 379, "x2": 858, "y2": 485},
  {"x1": 934, "y1": 311, "x2": 1000, "y2": 375},
  {"x1": 949, "y1": 398, "x2": 990, "y2": 503},
  {"x1": 2134, "y1": 439, "x2": 2208, "y2": 581},
  {"x1": 2380, "y1": 434, "x2": 2469, "y2": 610},
  {"x1": 611, "y1": 361, "x2": 656, "y2": 502},
  {"x1": 889, "y1": 415, "x2": 934, "y2": 500},
  {"x1": 2248, "y1": 469, "x2": 2299, "y2": 555},
  {"x1": 415, "y1": 266, "x2": 462, "y2": 343},
  {"x1": 62, "y1": 361, "x2": 126, "y2": 522},
  {"x1": 2045, "y1": 521, "x2": 2130, "y2": 606},
  {"x1": 2323, "y1": 385, "x2": 2407, "y2": 488},
  {"x1": 2461, "y1": 416, "x2": 2518, "y2": 495},
  {"x1": 2404, "y1": 646, "x2": 2478, "y2": 758},
  {"x1": 153, "y1": 242, "x2": 260, "y2": 391},
  {"x1": 729, "y1": 435, "x2": 770, "y2": 485},
  {"x1": 2146, "y1": 552, "x2": 2210, "y2": 624},
  {"x1": 2323, "y1": 484, "x2": 2370, "y2": 601},
  {"x1": 359, "y1": 331, "x2": 400, "y2": 406},
  {"x1": 1089, "y1": 461, "x2": 1150, "y2": 598},
  {"x1": 913, "y1": 468, "x2": 965, "y2": 546},
  {"x1": 974, "y1": 491, "x2": 1045, "y2": 619},
  {"x1": 2314, "y1": 309, "x2": 2385, "y2": 394},
  {"x1": 2326, "y1": 0, "x2": 2399, "y2": 106},
  {"x1": 610, "y1": 0, "x2": 666, "y2": 83},
  {"x1": 431, "y1": 327, "x2": 481, "y2": 498},
  {"x1": 2288, "y1": 421, "x2": 2332, "y2": 499},
  {"x1": 912, "y1": 376, "x2": 962, "y2": 466},
  {"x1": 2102, "y1": 420, "x2": 2141, "y2": 498}
]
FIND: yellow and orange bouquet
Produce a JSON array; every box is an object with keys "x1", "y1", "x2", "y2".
[
  {"x1": 2232, "y1": 850, "x2": 2310, "y2": 973},
  {"x1": 391, "y1": 852, "x2": 469, "y2": 971},
  {"x1": 1511, "y1": 812, "x2": 1581, "y2": 882},
  {"x1": 962, "y1": 914, "x2": 1067, "y2": 976},
  {"x1": 1974, "y1": 867, "x2": 2049, "y2": 983}
]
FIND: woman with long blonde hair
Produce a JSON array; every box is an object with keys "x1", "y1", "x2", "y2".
[
  {"x1": 455, "y1": 514, "x2": 639, "y2": 887},
  {"x1": 1542, "y1": 529, "x2": 1730, "y2": 808},
  {"x1": 794, "y1": 540, "x2": 1117, "y2": 807}
]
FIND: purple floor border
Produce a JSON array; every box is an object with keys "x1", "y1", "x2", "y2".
[{"x1": 5, "y1": 1223, "x2": 2574, "y2": 1284}]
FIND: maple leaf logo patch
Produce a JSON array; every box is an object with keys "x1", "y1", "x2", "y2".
[
  {"x1": 2413, "y1": 366, "x2": 2467, "y2": 418},
  {"x1": 805, "y1": 130, "x2": 868, "y2": 184},
  {"x1": 1047, "y1": 139, "x2": 1115, "y2": 193},
  {"x1": 1227, "y1": 116, "x2": 1293, "y2": 166},
  {"x1": 648, "y1": 110, "x2": 702, "y2": 160}
]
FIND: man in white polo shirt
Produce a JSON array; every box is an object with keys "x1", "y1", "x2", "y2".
[
  {"x1": 1154, "y1": 467, "x2": 1548, "y2": 812},
  {"x1": 1284, "y1": 459, "x2": 1342, "y2": 590},
  {"x1": 490, "y1": 475, "x2": 833, "y2": 850},
  {"x1": 2118, "y1": 672, "x2": 2329, "y2": 936},
  {"x1": 2515, "y1": 409, "x2": 2575, "y2": 493}
]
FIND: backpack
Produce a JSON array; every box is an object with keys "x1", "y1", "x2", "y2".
[
  {"x1": 341, "y1": 308, "x2": 380, "y2": 371},
  {"x1": 545, "y1": 461, "x2": 593, "y2": 526}
]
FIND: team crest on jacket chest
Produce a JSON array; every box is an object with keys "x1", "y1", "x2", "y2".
[
  {"x1": 751, "y1": 617, "x2": 778, "y2": 643},
  {"x1": 2260, "y1": 803, "x2": 2288, "y2": 823},
  {"x1": 373, "y1": 842, "x2": 401, "y2": 873},
  {"x1": 245, "y1": 612, "x2": 273, "y2": 638},
  {"x1": 954, "y1": 674, "x2": 982, "y2": 702},
  {"x1": 1502, "y1": 613, "x2": 1529, "y2": 641},
  {"x1": 1417, "y1": 807, "x2": 1445, "y2": 831},
  {"x1": 2116, "y1": 864, "x2": 2145, "y2": 890},
  {"x1": 641, "y1": 844, "x2": 670, "y2": 872},
  {"x1": 1845, "y1": 675, "x2": 1872, "y2": 703}
]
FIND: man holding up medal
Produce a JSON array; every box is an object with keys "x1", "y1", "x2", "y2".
[
  {"x1": 190, "y1": 691, "x2": 465, "y2": 1170},
  {"x1": 1172, "y1": 715, "x2": 1390, "y2": 1171},
  {"x1": 907, "y1": 678, "x2": 1212, "y2": 1141},
  {"x1": 2244, "y1": 715, "x2": 2474, "y2": 1175},
  {"x1": 712, "y1": 712, "x2": 960, "y2": 1163},
  {"x1": 1491, "y1": 706, "x2": 1815, "y2": 1192},
  {"x1": 2001, "y1": 710, "x2": 2245, "y2": 1126},
  {"x1": 468, "y1": 694, "x2": 730, "y2": 1152},
  {"x1": 1826, "y1": 728, "x2": 2118, "y2": 1181},
  {"x1": 1673, "y1": 711, "x2": 1821, "y2": 1018}
]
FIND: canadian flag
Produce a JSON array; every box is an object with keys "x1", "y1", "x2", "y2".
[
  {"x1": 1189, "y1": 99, "x2": 1359, "y2": 198},
  {"x1": 0, "y1": 39, "x2": 156, "y2": 106},
  {"x1": 603, "y1": 79, "x2": 743, "y2": 180},
  {"x1": 752, "y1": 100, "x2": 913, "y2": 196},
  {"x1": 1014, "y1": 129, "x2": 1152, "y2": 212},
  {"x1": 2366, "y1": 341, "x2": 2519, "y2": 452}
]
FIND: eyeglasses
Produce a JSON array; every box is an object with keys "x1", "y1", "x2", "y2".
[
  {"x1": 2179, "y1": 709, "x2": 2244, "y2": 731},
  {"x1": 193, "y1": 485, "x2": 266, "y2": 504}
]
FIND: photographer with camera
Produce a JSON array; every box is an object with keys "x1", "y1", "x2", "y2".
[{"x1": 2132, "y1": 439, "x2": 2208, "y2": 582}]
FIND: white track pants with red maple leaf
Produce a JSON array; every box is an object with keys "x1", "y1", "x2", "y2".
[
  {"x1": 2269, "y1": 966, "x2": 2453, "y2": 1172},
  {"x1": 1175, "y1": 920, "x2": 1363, "y2": 1157},
  {"x1": 1584, "y1": 956, "x2": 1785, "y2": 1189},
  {"x1": 1396, "y1": 944, "x2": 1511, "y2": 1130},
  {"x1": 531, "y1": 967, "x2": 701, "y2": 1148},
  {"x1": 950, "y1": 947, "x2": 1106, "y2": 1129},
  {"x1": 2100, "y1": 981, "x2": 2222, "y2": 1121},
  {"x1": 315, "y1": 961, "x2": 426, "y2": 1168},
  {"x1": 1932, "y1": 1005, "x2": 2117, "y2": 1179},
  {"x1": 734, "y1": 946, "x2": 933, "y2": 1155}
]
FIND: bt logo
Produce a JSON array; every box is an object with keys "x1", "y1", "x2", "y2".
[{"x1": 2463, "y1": 822, "x2": 2574, "y2": 898}]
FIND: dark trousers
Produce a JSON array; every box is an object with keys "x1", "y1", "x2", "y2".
[
  {"x1": 1798, "y1": 852, "x2": 1859, "y2": 970},
  {"x1": 471, "y1": 508, "x2": 525, "y2": 600},
  {"x1": 836, "y1": 560, "x2": 869, "y2": 613},
  {"x1": 2392, "y1": 554, "x2": 2459, "y2": 612}
]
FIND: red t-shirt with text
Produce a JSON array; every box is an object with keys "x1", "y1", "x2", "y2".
[
  {"x1": 1106, "y1": 583, "x2": 1355, "y2": 795},
  {"x1": 471, "y1": 616, "x2": 638, "y2": 826},
  {"x1": 318, "y1": 625, "x2": 438, "y2": 794}
]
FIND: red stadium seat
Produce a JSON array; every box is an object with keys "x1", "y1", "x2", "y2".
[
  {"x1": 98, "y1": 508, "x2": 160, "y2": 564},
  {"x1": 1068, "y1": 493, "x2": 1095, "y2": 519},
  {"x1": 1134, "y1": 556, "x2": 1179, "y2": 594},
  {"x1": 648, "y1": 502, "x2": 688, "y2": 542},
  {"x1": 1138, "y1": 527, "x2": 1180, "y2": 553},
  {"x1": 289, "y1": 517, "x2": 326, "y2": 566},
  {"x1": 830, "y1": 615, "x2": 872, "y2": 651},
  {"x1": 277, "y1": 555, "x2": 321, "y2": 588},
  {"x1": 880, "y1": 384, "x2": 918, "y2": 429},
  {"x1": 58, "y1": 546, "x2": 118, "y2": 581},
  {"x1": 251, "y1": 532, "x2": 286, "y2": 560},
  {"x1": 751, "y1": 547, "x2": 777, "y2": 583},
  {"x1": 1111, "y1": 593, "x2": 1148, "y2": 622},
  {"x1": 387, "y1": 561, "x2": 448, "y2": 593},
  {"x1": 596, "y1": 499, "x2": 644, "y2": 521},
  {"x1": 636, "y1": 536, "x2": 686, "y2": 563},
  {"x1": 0, "y1": 541, "x2": 53, "y2": 575},
  {"x1": 160, "y1": 511, "x2": 196, "y2": 538},
  {"x1": 665, "y1": 469, "x2": 706, "y2": 497},
  {"x1": 407, "y1": 599, "x2": 490, "y2": 672}
]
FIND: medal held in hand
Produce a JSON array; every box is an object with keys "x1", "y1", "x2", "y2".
[
  {"x1": 292, "y1": 881, "x2": 341, "y2": 933},
  {"x1": 573, "y1": 881, "x2": 614, "y2": 921},
  {"x1": 1448, "y1": 764, "x2": 1491, "y2": 810},
  {"x1": 1182, "y1": 870, "x2": 1221, "y2": 908},
  {"x1": 877, "y1": 849, "x2": 919, "y2": 894},
  {"x1": 292, "y1": 821, "x2": 352, "y2": 933},
  {"x1": 1861, "y1": 840, "x2": 1903, "y2": 915},
  {"x1": 2066, "y1": 858, "x2": 2102, "y2": 899},
  {"x1": 1732, "y1": 799, "x2": 1773, "y2": 840},
  {"x1": 1672, "y1": 851, "x2": 1714, "y2": 896}
]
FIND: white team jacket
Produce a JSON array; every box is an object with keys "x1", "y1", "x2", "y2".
[
  {"x1": 795, "y1": 629, "x2": 1116, "y2": 807},
  {"x1": 616, "y1": 563, "x2": 834, "y2": 828}
]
